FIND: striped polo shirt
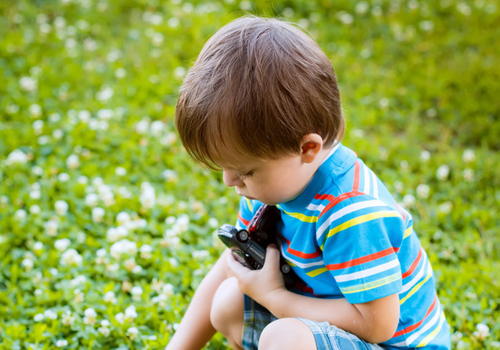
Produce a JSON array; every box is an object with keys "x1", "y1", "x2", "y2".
[{"x1": 235, "y1": 143, "x2": 451, "y2": 349}]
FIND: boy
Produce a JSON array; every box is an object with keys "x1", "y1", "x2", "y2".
[{"x1": 167, "y1": 16, "x2": 451, "y2": 350}]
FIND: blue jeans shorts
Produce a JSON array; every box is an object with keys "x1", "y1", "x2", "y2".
[{"x1": 242, "y1": 295, "x2": 385, "y2": 350}]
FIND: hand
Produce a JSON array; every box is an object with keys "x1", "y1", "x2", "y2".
[{"x1": 226, "y1": 244, "x2": 286, "y2": 307}]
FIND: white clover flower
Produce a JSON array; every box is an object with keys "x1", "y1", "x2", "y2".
[
  {"x1": 451, "y1": 331, "x2": 463, "y2": 342},
  {"x1": 337, "y1": 11, "x2": 354, "y2": 25},
  {"x1": 150, "y1": 120, "x2": 165, "y2": 137},
  {"x1": 83, "y1": 308, "x2": 97, "y2": 325},
  {"x1": 85, "y1": 193, "x2": 99, "y2": 207},
  {"x1": 44, "y1": 310, "x2": 58, "y2": 320},
  {"x1": 30, "y1": 104, "x2": 42, "y2": 118},
  {"x1": 66, "y1": 154, "x2": 80, "y2": 169},
  {"x1": 420, "y1": 150, "x2": 431, "y2": 162},
  {"x1": 462, "y1": 149, "x2": 476, "y2": 163},
  {"x1": 15, "y1": 209, "x2": 27, "y2": 221},
  {"x1": 33, "y1": 241, "x2": 43, "y2": 251},
  {"x1": 124, "y1": 258, "x2": 137, "y2": 272},
  {"x1": 436, "y1": 165, "x2": 450, "y2": 180},
  {"x1": 438, "y1": 202, "x2": 453, "y2": 214},
  {"x1": 115, "y1": 312, "x2": 125, "y2": 324},
  {"x1": 491, "y1": 341, "x2": 500, "y2": 348},
  {"x1": 104, "y1": 291, "x2": 117, "y2": 304},
  {"x1": 55, "y1": 200, "x2": 69, "y2": 215},
  {"x1": 419, "y1": 20, "x2": 434, "y2": 31},
  {"x1": 6, "y1": 149, "x2": 28, "y2": 166},
  {"x1": 135, "y1": 119, "x2": 150, "y2": 134},
  {"x1": 416, "y1": 184, "x2": 430, "y2": 199},
  {"x1": 116, "y1": 211, "x2": 131, "y2": 225},
  {"x1": 402, "y1": 194, "x2": 416, "y2": 208},
  {"x1": 127, "y1": 326, "x2": 139, "y2": 340},
  {"x1": 55, "y1": 339, "x2": 68, "y2": 347},
  {"x1": 54, "y1": 238, "x2": 71, "y2": 252},
  {"x1": 473, "y1": 323, "x2": 490, "y2": 341},
  {"x1": 61, "y1": 310, "x2": 74, "y2": 326},
  {"x1": 96, "y1": 86, "x2": 113, "y2": 101},
  {"x1": 131, "y1": 286, "x2": 143, "y2": 301},
  {"x1": 20, "y1": 76, "x2": 38, "y2": 92},
  {"x1": 32, "y1": 120, "x2": 44, "y2": 135},
  {"x1": 45, "y1": 220, "x2": 58, "y2": 236},
  {"x1": 162, "y1": 283, "x2": 174, "y2": 297},
  {"x1": 70, "y1": 275, "x2": 87, "y2": 288},
  {"x1": 173, "y1": 66, "x2": 186, "y2": 79},
  {"x1": 162, "y1": 169, "x2": 178, "y2": 182},
  {"x1": 110, "y1": 239, "x2": 137, "y2": 259},
  {"x1": 34, "y1": 289, "x2": 43, "y2": 297},
  {"x1": 58, "y1": 172, "x2": 70, "y2": 182},
  {"x1": 78, "y1": 110, "x2": 91, "y2": 123},
  {"x1": 132, "y1": 265, "x2": 143, "y2": 274},
  {"x1": 115, "y1": 167, "x2": 127, "y2": 176},
  {"x1": 125, "y1": 305, "x2": 137, "y2": 319},
  {"x1": 60, "y1": 248, "x2": 83, "y2": 266},
  {"x1": 98, "y1": 320, "x2": 111, "y2": 336},
  {"x1": 192, "y1": 250, "x2": 210, "y2": 260},
  {"x1": 22, "y1": 258, "x2": 34, "y2": 271},
  {"x1": 140, "y1": 185, "x2": 156, "y2": 210},
  {"x1": 92, "y1": 207, "x2": 105, "y2": 223},
  {"x1": 140, "y1": 244, "x2": 153, "y2": 259},
  {"x1": 355, "y1": 1, "x2": 369, "y2": 14},
  {"x1": 34, "y1": 313, "x2": 45, "y2": 322}
]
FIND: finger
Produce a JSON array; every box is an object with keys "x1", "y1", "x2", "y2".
[
  {"x1": 226, "y1": 250, "x2": 251, "y2": 276},
  {"x1": 263, "y1": 244, "x2": 281, "y2": 271}
]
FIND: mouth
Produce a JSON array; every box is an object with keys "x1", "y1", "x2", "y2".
[{"x1": 235, "y1": 188, "x2": 255, "y2": 200}]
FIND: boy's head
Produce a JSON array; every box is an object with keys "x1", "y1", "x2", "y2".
[{"x1": 175, "y1": 16, "x2": 344, "y2": 169}]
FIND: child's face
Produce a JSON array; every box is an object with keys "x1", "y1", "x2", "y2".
[{"x1": 217, "y1": 151, "x2": 317, "y2": 205}]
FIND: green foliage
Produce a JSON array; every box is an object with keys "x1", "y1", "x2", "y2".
[{"x1": 0, "y1": 0, "x2": 499, "y2": 348}]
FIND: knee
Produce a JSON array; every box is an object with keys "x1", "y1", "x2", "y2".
[
  {"x1": 259, "y1": 318, "x2": 316, "y2": 350},
  {"x1": 210, "y1": 277, "x2": 243, "y2": 335}
]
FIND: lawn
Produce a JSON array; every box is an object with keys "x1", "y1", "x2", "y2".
[{"x1": 0, "y1": 0, "x2": 499, "y2": 349}]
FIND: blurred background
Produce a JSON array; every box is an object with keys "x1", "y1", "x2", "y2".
[{"x1": 0, "y1": 0, "x2": 499, "y2": 348}]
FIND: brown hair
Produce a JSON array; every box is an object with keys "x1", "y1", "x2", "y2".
[{"x1": 175, "y1": 16, "x2": 344, "y2": 169}]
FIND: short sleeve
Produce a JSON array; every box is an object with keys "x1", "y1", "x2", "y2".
[
  {"x1": 235, "y1": 197, "x2": 263, "y2": 230},
  {"x1": 318, "y1": 195, "x2": 405, "y2": 304}
]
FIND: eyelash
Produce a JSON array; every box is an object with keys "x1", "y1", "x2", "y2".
[{"x1": 236, "y1": 171, "x2": 253, "y2": 180}]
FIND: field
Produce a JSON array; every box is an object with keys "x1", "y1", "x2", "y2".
[{"x1": 0, "y1": 0, "x2": 499, "y2": 348}]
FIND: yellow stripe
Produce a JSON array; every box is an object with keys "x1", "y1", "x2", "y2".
[
  {"x1": 403, "y1": 226, "x2": 413, "y2": 239},
  {"x1": 341, "y1": 272, "x2": 400, "y2": 294},
  {"x1": 306, "y1": 267, "x2": 328, "y2": 277},
  {"x1": 417, "y1": 312, "x2": 446, "y2": 347},
  {"x1": 400, "y1": 269, "x2": 433, "y2": 305},
  {"x1": 321, "y1": 211, "x2": 400, "y2": 249},
  {"x1": 245, "y1": 198, "x2": 253, "y2": 213},
  {"x1": 280, "y1": 208, "x2": 318, "y2": 223}
]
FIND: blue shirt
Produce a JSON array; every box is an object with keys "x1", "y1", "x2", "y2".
[{"x1": 235, "y1": 143, "x2": 451, "y2": 349}]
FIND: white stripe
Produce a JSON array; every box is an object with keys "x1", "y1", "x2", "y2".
[
  {"x1": 363, "y1": 164, "x2": 371, "y2": 195},
  {"x1": 372, "y1": 170, "x2": 379, "y2": 198},
  {"x1": 306, "y1": 203, "x2": 325, "y2": 212},
  {"x1": 401, "y1": 251, "x2": 429, "y2": 294},
  {"x1": 405, "y1": 303, "x2": 442, "y2": 344},
  {"x1": 280, "y1": 247, "x2": 325, "y2": 268},
  {"x1": 335, "y1": 259, "x2": 400, "y2": 282},
  {"x1": 316, "y1": 200, "x2": 389, "y2": 240}
]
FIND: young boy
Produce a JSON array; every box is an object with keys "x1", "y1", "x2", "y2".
[{"x1": 167, "y1": 16, "x2": 451, "y2": 350}]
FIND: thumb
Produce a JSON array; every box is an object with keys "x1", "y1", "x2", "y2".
[{"x1": 263, "y1": 244, "x2": 281, "y2": 271}]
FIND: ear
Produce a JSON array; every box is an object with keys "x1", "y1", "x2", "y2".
[{"x1": 300, "y1": 133, "x2": 324, "y2": 164}]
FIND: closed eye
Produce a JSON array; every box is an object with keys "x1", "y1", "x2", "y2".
[{"x1": 236, "y1": 170, "x2": 253, "y2": 180}]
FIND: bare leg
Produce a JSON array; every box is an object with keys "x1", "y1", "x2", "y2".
[
  {"x1": 210, "y1": 277, "x2": 245, "y2": 350},
  {"x1": 258, "y1": 318, "x2": 317, "y2": 350}
]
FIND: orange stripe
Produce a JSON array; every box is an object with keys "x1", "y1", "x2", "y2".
[
  {"x1": 393, "y1": 295, "x2": 438, "y2": 337},
  {"x1": 238, "y1": 213, "x2": 250, "y2": 226},
  {"x1": 279, "y1": 233, "x2": 322, "y2": 259},
  {"x1": 353, "y1": 160, "x2": 360, "y2": 192},
  {"x1": 326, "y1": 247, "x2": 399, "y2": 271},
  {"x1": 402, "y1": 248, "x2": 423, "y2": 279},
  {"x1": 318, "y1": 191, "x2": 364, "y2": 219}
]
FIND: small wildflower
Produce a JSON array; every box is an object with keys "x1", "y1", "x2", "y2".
[
  {"x1": 55, "y1": 200, "x2": 69, "y2": 215},
  {"x1": 462, "y1": 149, "x2": 476, "y2": 163},
  {"x1": 66, "y1": 154, "x2": 80, "y2": 169},
  {"x1": 61, "y1": 310, "x2": 75, "y2": 326},
  {"x1": 60, "y1": 249, "x2": 83, "y2": 266},
  {"x1": 104, "y1": 291, "x2": 117, "y2": 304},
  {"x1": 127, "y1": 326, "x2": 139, "y2": 340},
  {"x1": 436, "y1": 165, "x2": 450, "y2": 180},
  {"x1": 402, "y1": 194, "x2": 416, "y2": 208},
  {"x1": 416, "y1": 184, "x2": 430, "y2": 199},
  {"x1": 131, "y1": 286, "x2": 143, "y2": 301},
  {"x1": 55, "y1": 339, "x2": 68, "y2": 347},
  {"x1": 83, "y1": 308, "x2": 97, "y2": 325},
  {"x1": 54, "y1": 238, "x2": 71, "y2": 252},
  {"x1": 92, "y1": 207, "x2": 105, "y2": 223},
  {"x1": 473, "y1": 323, "x2": 490, "y2": 341}
]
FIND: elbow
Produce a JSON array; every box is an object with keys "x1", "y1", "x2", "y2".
[{"x1": 363, "y1": 310, "x2": 400, "y2": 344}]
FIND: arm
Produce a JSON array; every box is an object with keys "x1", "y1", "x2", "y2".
[
  {"x1": 166, "y1": 250, "x2": 230, "y2": 350},
  {"x1": 227, "y1": 245, "x2": 400, "y2": 344}
]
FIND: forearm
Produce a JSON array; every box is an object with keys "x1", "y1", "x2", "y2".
[
  {"x1": 258, "y1": 289, "x2": 399, "y2": 344},
  {"x1": 166, "y1": 251, "x2": 230, "y2": 350}
]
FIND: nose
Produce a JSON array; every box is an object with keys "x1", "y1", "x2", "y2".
[{"x1": 222, "y1": 170, "x2": 244, "y2": 187}]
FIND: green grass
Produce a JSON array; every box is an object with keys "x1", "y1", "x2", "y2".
[{"x1": 0, "y1": 0, "x2": 499, "y2": 349}]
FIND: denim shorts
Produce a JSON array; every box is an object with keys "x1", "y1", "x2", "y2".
[{"x1": 242, "y1": 295, "x2": 385, "y2": 350}]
